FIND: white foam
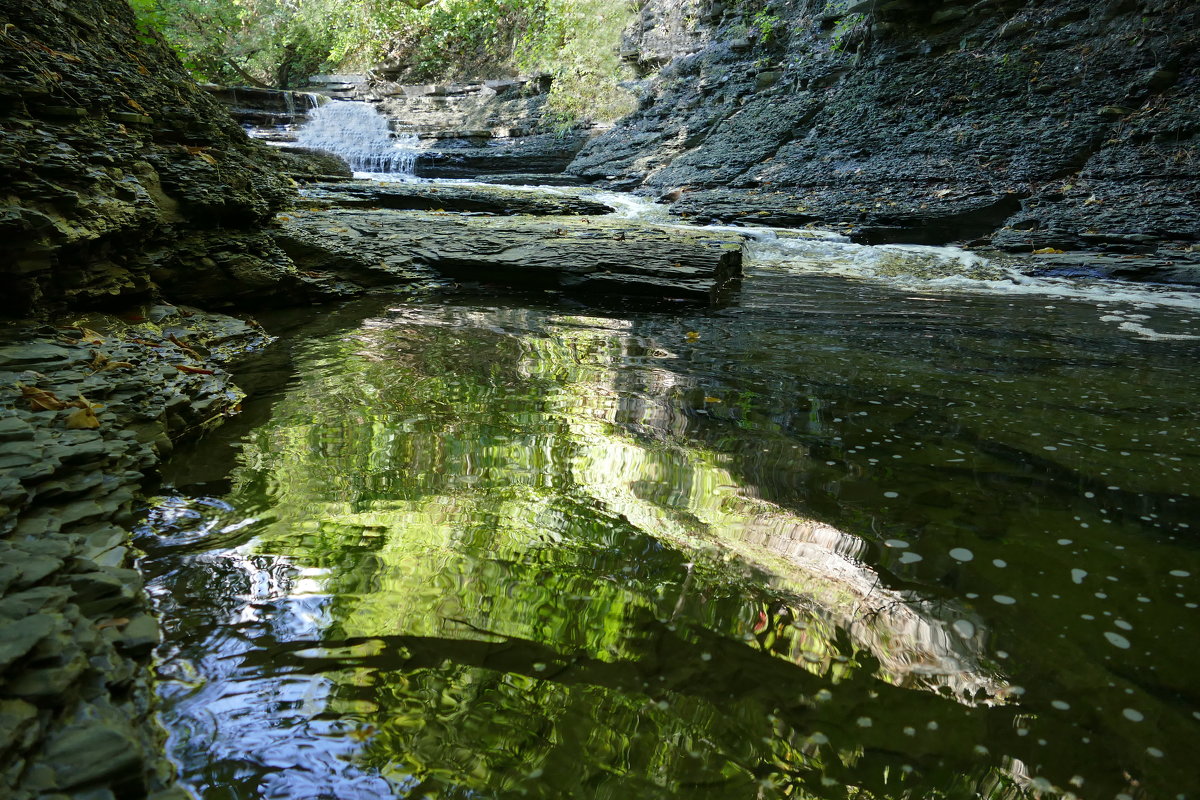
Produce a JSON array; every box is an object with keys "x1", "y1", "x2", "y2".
[{"x1": 296, "y1": 101, "x2": 419, "y2": 175}]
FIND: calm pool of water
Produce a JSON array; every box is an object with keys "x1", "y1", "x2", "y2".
[{"x1": 139, "y1": 266, "x2": 1199, "y2": 800}]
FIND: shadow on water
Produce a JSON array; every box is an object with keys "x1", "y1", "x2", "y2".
[{"x1": 139, "y1": 269, "x2": 1200, "y2": 800}]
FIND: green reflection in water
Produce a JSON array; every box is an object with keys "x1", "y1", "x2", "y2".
[{"x1": 144, "y1": 280, "x2": 1200, "y2": 800}]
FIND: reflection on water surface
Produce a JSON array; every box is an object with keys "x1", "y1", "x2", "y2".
[{"x1": 141, "y1": 269, "x2": 1200, "y2": 800}]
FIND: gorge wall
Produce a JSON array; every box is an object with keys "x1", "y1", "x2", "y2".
[
  {"x1": 0, "y1": 2, "x2": 314, "y2": 798},
  {"x1": 0, "y1": 0, "x2": 312, "y2": 318},
  {"x1": 571, "y1": 0, "x2": 1199, "y2": 252}
]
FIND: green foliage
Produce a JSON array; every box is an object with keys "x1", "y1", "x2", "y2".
[
  {"x1": 830, "y1": 12, "x2": 866, "y2": 53},
  {"x1": 130, "y1": 0, "x2": 347, "y2": 87},
  {"x1": 751, "y1": 9, "x2": 781, "y2": 43},
  {"x1": 515, "y1": 0, "x2": 639, "y2": 128},
  {"x1": 131, "y1": 0, "x2": 637, "y2": 123}
]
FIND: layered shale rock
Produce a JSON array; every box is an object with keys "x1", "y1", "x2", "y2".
[
  {"x1": 277, "y1": 208, "x2": 742, "y2": 301},
  {"x1": 295, "y1": 179, "x2": 615, "y2": 216},
  {"x1": 0, "y1": 1, "x2": 310, "y2": 797},
  {"x1": 0, "y1": 0, "x2": 307, "y2": 317},
  {"x1": 0, "y1": 309, "x2": 267, "y2": 800},
  {"x1": 570, "y1": 0, "x2": 1199, "y2": 253}
]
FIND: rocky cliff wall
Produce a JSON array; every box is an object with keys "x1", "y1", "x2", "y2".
[
  {"x1": 571, "y1": 0, "x2": 1199, "y2": 252},
  {"x1": 0, "y1": 0, "x2": 309, "y2": 317},
  {"x1": 0, "y1": 2, "x2": 322, "y2": 797}
]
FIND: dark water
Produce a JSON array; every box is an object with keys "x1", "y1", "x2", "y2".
[{"x1": 139, "y1": 268, "x2": 1200, "y2": 800}]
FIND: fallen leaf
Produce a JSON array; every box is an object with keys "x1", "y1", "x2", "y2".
[
  {"x1": 124, "y1": 97, "x2": 147, "y2": 113},
  {"x1": 704, "y1": 396, "x2": 722, "y2": 403},
  {"x1": 99, "y1": 361, "x2": 135, "y2": 372},
  {"x1": 88, "y1": 350, "x2": 110, "y2": 370},
  {"x1": 175, "y1": 365, "x2": 215, "y2": 375},
  {"x1": 685, "y1": 331, "x2": 700, "y2": 341},
  {"x1": 168, "y1": 333, "x2": 202, "y2": 360},
  {"x1": 96, "y1": 617, "x2": 130, "y2": 630},
  {"x1": 1033, "y1": 247, "x2": 1065, "y2": 254},
  {"x1": 18, "y1": 384, "x2": 68, "y2": 411},
  {"x1": 68, "y1": 394, "x2": 103, "y2": 410},
  {"x1": 76, "y1": 326, "x2": 105, "y2": 343},
  {"x1": 65, "y1": 405, "x2": 99, "y2": 429}
]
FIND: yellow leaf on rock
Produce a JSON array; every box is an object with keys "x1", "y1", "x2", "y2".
[
  {"x1": 18, "y1": 384, "x2": 68, "y2": 411},
  {"x1": 65, "y1": 405, "x2": 100, "y2": 429},
  {"x1": 685, "y1": 331, "x2": 700, "y2": 341},
  {"x1": 1033, "y1": 247, "x2": 1065, "y2": 254},
  {"x1": 704, "y1": 396, "x2": 722, "y2": 403}
]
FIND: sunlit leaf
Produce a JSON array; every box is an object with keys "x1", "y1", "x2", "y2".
[{"x1": 18, "y1": 383, "x2": 68, "y2": 411}]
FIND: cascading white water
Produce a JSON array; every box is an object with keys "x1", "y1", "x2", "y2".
[{"x1": 295, "y1": 100, "x2": 419, "y2": 175}]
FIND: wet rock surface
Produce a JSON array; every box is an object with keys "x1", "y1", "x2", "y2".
[
  {"x1": 0, "y1": 307, "x2": 268, "y2": 800},
  {"x1": 296, "y1": 179, "x2": 615, "y2": 216},
  {"x1": 414, "y1": 130, "x2": 595, "y2": 180},
  {"x1": 569, "y1": 0, "x2": 1199, "y2": 253},
  {"x1": 357, "y1": 75, "x2": 599, "y2": 181},
  {"x1": 276, "y1": 208, "x2": 743, "y2": 301}
]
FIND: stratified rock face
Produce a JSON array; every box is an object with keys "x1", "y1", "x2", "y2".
[
  {"x1": 362, "y1": 78, "x2": 598, "y2": 180},
  {"x1": 277, "y1": 207, "x2": 743, "y2": 301},
  {"x1": 571, "y1": 0, "x2": 1199, "y2": 250},
  {"x1": 0, "y1": 307, "x2": 269, "y2": 800},
  {"x1": 0, "y1": 0, "x2": 301, "y2": 317}
]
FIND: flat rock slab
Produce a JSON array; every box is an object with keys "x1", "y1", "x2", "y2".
[
  {"x1": 276, "y1": 209, "x2": 743, "y2": 301},
  {"x1": 296, "y1": 181, "x2": 615, "y2": 217}
]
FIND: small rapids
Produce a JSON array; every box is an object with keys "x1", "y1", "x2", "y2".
[{"x1": 295, "y1": 101, "x2": 420, "y2": 175}]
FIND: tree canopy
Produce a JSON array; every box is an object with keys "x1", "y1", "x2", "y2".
[{"x1": 131, "y1": 0, "x2": 638, "y2": 124}]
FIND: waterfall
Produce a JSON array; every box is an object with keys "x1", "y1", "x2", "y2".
[{"x1": 295, "y1": 101, "x2": 419, "y2": 176}]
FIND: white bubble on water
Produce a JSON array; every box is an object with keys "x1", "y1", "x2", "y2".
[
  {"x1": 1146, "y1": 747, "x2": 1164, "y2": 758},
  {"x1": 883, "y1": 491, "x2": 899, "y2": 498},
  {"x1": 1104, "y1": 632, "x2": 1131, "y2": 649},
  {"x1": 884, "y1": 539, "x2": 909, "y2": 548},
  {"x1": 1114, "y1": 620, "x2": 1132, "y2": 631},
  {"x1": 1122, "y1": 708, "x2": 1144, "y2": 722},
  {"x1": 1169, "y1": 570, "x2": 1191, "y2": 578},
  {"x1": 899, "y1": 551, "x2": 924, "y2": 564},
  {"x1": 1071, "y1": 569, "x2": 1088, "y2": 584},
  {"x1": 1051, "y1": 700, "x2": 1071, "y2": 710},
  {"x1": 993, "y1": 559, "x2": 1007, "y2": 568},
  {"x1": 952, "y1": 619, "x2": 976, "y2": 639},
  {"x1": 993, "y1": 595, "x2": 1017, "y2": 605},
  {"x1": 949, "y1": 548, "x2": 974, "y2": 562}
]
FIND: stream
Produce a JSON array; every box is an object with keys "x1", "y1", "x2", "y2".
[{"x1": 136, "y1": 179, "x2": 1200, "y2": 800}]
